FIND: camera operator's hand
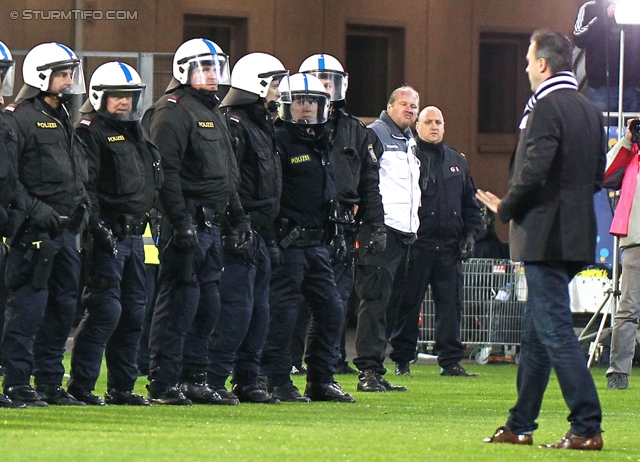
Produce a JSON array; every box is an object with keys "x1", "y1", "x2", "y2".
[{"x1": 625, "y1": 119, "x2": 634, "y2": 142}]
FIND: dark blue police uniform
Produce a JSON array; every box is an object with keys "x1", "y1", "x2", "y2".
[
  {"x1": 67, "y1": 112, "x2": 161, "y2": 399},
  {"x1": 2, "y1": 96, "x2": 89, "y2": 395},
  {"x1": 261, "y1": 123, "x2": 353, "y2": 402},
  {"x1": 143, "y1": 85, "x2": 244, "y2": 403},
  {"x1": 207, "y1": 101, "x2": 280, "y2": 401}
]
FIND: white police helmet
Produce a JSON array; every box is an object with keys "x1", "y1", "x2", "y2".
[
  {"x1": 81, "y1": 61, "x2": 146, "y2": 121},
  {"x1": 0, "y1": 40, "x2": 15, "y2": 97},
  {"x1": 278, "y1": 73, "x2": 330, "y2": 125},
  {"x1": 298, "y1": 54, "x2": 348, "y2": 102},
  {"x1": 232, "y1": 52, "x2": 290, "y2": 99},
  {"x1": 222, "y1": 52, "x2": 291, "y2": 108},
  {"x1": 21, "y1": 42, "x2": 85, "y2": 95},
  {"x1": 171, "y1": 38, "x2": 230, "y2": 89}
]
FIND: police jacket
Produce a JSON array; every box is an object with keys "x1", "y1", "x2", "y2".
[
  {"x1": 574, "y1": 0, "x2": 640, "y2": 89},
  {"x1": 143, "y1": 86, "x2": 242, "y2": 225},
  {"x1": 327, "y1": 109, "x2": 384, "y2": 226},
  {"x1": 276, "y1": 122, "x2": 336, "y2": 229},
  {"x1": 224, "y1": 102, "x2": 281, "y2": 230},
  {"x1": 0, "y1": 111, "x2": 19, "y2": 208},
  {"x1": 5, "y1": 96, "x2": 88, "y2": 216},
  {"x1": 413, "y1": 138, "x2": 482, "y2": 253},
  {"x1": 75, "y1": 111, "x2": 162, "y2": 229},
  {"x1": 368, "y1": 111, "x2": 420, "y2": 234}
]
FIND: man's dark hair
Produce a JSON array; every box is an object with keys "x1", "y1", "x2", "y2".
[{"x1": 530, "y1": 29, "x2": 573, "y2": 74}]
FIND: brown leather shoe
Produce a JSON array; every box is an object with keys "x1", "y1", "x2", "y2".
[
  {"x1": 542, "y1": 431, "x2": 603, "y2": 450},
  {"x1": 483, "y1": 426, "x2": 533, "y2": 445}
]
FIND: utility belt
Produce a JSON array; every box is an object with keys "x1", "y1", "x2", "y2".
[
  {"x1": 11, "y1": 232, "x2": 56, "y2": 290},
  {"x1": 190, "y1": 204, "x2": 222, "y2": 228},
  {"x1": 61, "y1": 203, "x2": 87, "y2": 230},
  {"x1": 103, "y1": 214, "x2": 147, "y2": 238},
  {"x1": 329, "y1": 202, "x2": 357, "y2": 225},
  {"x1": 277, "y1": 221, "x2": 328, "y2": 248},
  {"x1": 23, "y1": 202, "x2": 87, "y2": 238},
  {"x1": 251, "y1": 221, "x2": 269, "y2": 234}
]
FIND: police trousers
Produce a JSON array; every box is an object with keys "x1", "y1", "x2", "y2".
[
  {"x1": 2, "y1": 229, "x2": 80, "y2": 388},
  {"x1": 148, "y1": 225, "x2": 222, "y2": 385},
  {"x1": 208, "y1": 232, "x2": 271, "y2": 388},
  {"x1": 261, "y1": 245, "x2": 343, "y2": 386},
  {"x1": 68, "y1": 235, "x2": 146, "y2": 392}
]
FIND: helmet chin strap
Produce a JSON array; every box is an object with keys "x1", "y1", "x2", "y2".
[
  {"x1": 266, "y1": 100, "x2": 279, "y2": 113},
  {"x1": 43, "y1": 91, "x2": 73, "y2": 104}
]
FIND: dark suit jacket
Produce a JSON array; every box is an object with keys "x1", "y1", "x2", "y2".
[{"x1": 497, "y1": 88, "x2": 605, "y2": 263}]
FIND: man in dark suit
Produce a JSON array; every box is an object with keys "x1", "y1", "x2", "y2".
[{"x1": 477, "y1": 29, "x2": 604, "y2": 451}]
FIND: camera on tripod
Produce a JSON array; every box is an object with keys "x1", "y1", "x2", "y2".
[{"x1": 630, "y1": 119, "x2": 640, "y2": 144}]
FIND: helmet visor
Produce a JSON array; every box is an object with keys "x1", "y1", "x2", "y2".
[
  {"x1": 278, "y1": 92, "x2": 330, "y2": 125},
  {"x1": 98, "y1": 87, "x2": 146, "y2": 121},
  {"x1": 306, "y1": 71, "x2": 348, "y2": 101},
  {"x1": 0, "y1": 62, "x2": 15, "y2": 96},
  {"x1": 187, "y1": 54, "x2": 230, "y2": 89},
  {"x1": 46, "y1": 61, "x2": 86, "y2": 95}
]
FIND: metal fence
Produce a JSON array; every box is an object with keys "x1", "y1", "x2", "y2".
[{"x1": 418, "y1": 258, "x2": 527, "y2": 362}]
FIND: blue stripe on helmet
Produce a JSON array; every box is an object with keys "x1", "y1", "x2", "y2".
[
  {"x1": 118, "y1": 62, "x2": 134, "y2": 83},
  {"x1": 0, "y1": 44, "x2": 8, "y2": 60},
  {"x1": 56, "y1": 43, "x2": 75, "y2": 58},
  {"x1": 303, "y1": 74, "x2": 309, "y2": 91},
  {"x1": 202, "y1": 39, "x2": 218, "y2": 55},
  {"x1": 318, "y1": 54, "x2": 326, "y2": 70}
]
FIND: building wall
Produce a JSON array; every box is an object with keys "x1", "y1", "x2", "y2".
[{"x1": 0, "y1": 0, "x2": 588, "y2": 239}]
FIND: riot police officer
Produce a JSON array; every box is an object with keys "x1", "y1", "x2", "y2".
[
  {"x1": 0, "y1": 40, "x2": 26, "y2": 408},
  {"x1": 261, "y1": 73, "x2": 354, "y2": 403},
  {"x1": 143, "y1": 38, "x2": 248, "y2": 405},
  {"x1": 298, "y1": 54, "x2": 387, "y2": 377},
  {"x1": 2, "y1": 42, "x2": 89, "y2": 406},
  {"x1": 207, "y1": 53, "x2": 289, "y2": 404},
  {"x1": 66, "y1": 62, "x2": 162, "y2": 406}
]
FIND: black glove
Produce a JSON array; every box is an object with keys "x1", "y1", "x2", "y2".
[
  {"x1": 172, "y1": 216, "x2": 198, "y2": 250},
  {"x1": 29, "y1": 200, "x2": 61, "y2": 232},
  {"x1": 4, "y1": 209, "x2": 26, "y2": 239},
  {"x1": 91, "y1": 221, "x2": 118, "y2": 257},
  {"x1": 367, "y1": 225, "x2": 387, "y2": 255},
  {"x1": 267, "y1": 244, "x2": 284, "y2": 268},
  {"x1": 235, "y1": 220, "x2": 252, "y2": 249},
  {"x1": 330, "y1": 234, "x2": 348, "y2": 265},
  {"x1": 460, "y1": 234, "x2": 475, "y2": 261},
  {"x1": 230, "y1": 208, "x2": 252, "y2": 249}
]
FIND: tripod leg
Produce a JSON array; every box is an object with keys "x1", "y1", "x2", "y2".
[
  {"x1": 578, "y1": 291, "x2": 611, "y2": 343},
  {"x1": 587, "y1": 298, "x2": 612, "y2": 368}
]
